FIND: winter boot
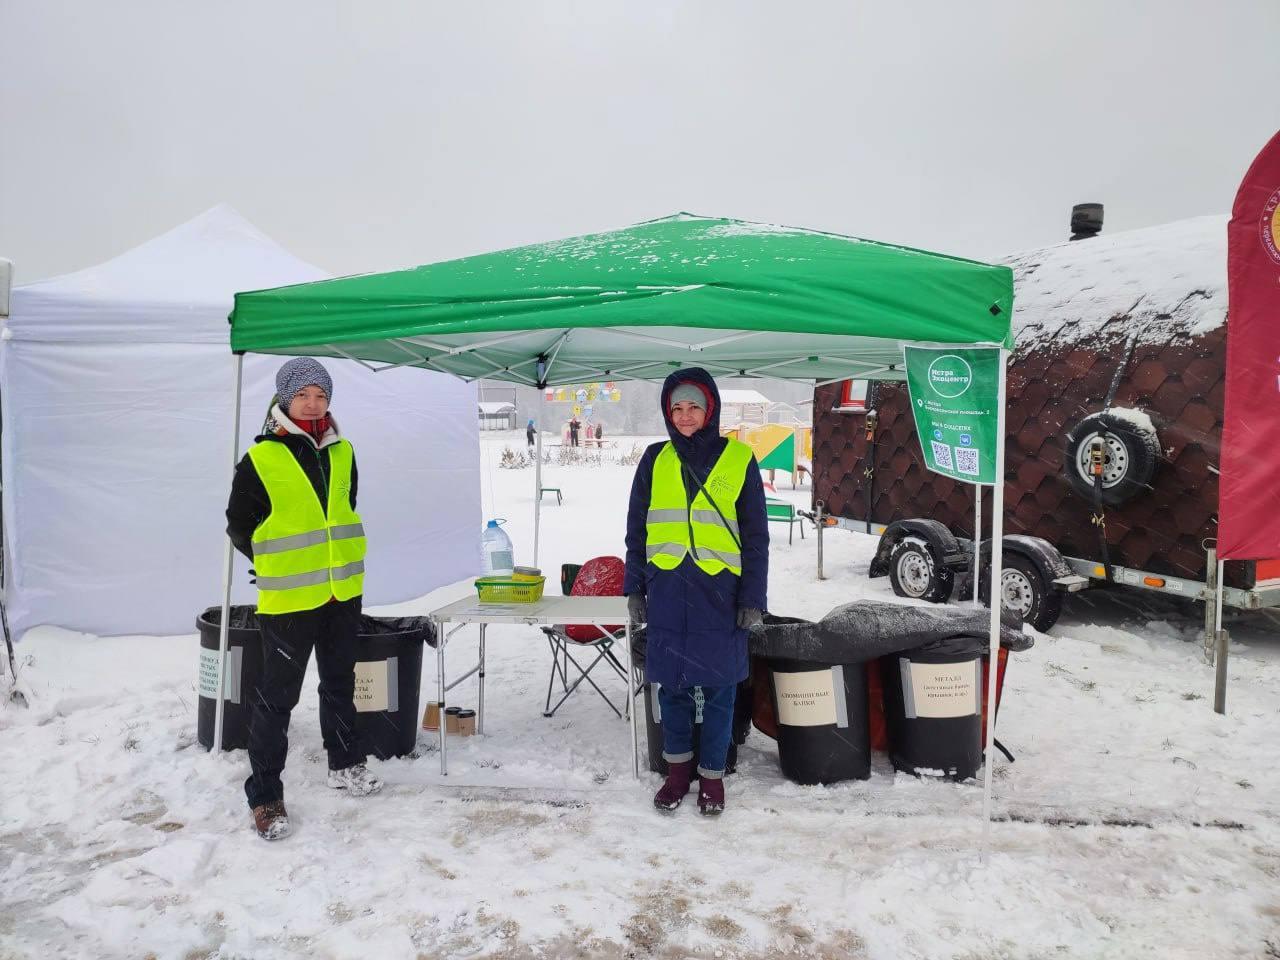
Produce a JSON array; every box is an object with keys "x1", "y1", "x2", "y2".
[
  {"x1": 653, "y1": 760, "x2": 694, "y2": 812},
  {"x1": 327, "y1": 762, "x2": 383, "y2": 797},
  {"x1": 252, "y1": 801, "x2": 291, "y2": 841},
  {"x1": 697, "y1": 776, "x2": 725, "y2": 816}
]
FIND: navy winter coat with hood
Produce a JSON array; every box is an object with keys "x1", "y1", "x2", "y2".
[{"x1": 623, "y1": 368, "x2": 769, "y2": 689}]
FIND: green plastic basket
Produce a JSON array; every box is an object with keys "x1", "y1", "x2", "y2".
[{"x1": 474, "y1": 575, "x2": 546, "y2": 604}]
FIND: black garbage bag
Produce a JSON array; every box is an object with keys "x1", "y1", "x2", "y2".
[
  {"x1": 750, "y1": 600, "x2": 1029, "y2": 663},
  {"x1": 200, "y1": 606, "x2": 438, "y2": 644},
  {"x1": 356, "y1": 615, "x2": 439, "y2": 647}
]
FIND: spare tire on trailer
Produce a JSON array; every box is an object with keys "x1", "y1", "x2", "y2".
[{"x1": 1064, "y1": 411, "x2": 1159, "y2": 507}]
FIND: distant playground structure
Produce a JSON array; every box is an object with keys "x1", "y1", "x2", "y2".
[{"x1": 724, "y1": 421, "x2": 813, "y2": 488}]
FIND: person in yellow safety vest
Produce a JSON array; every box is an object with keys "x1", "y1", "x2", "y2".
[
  {"x1": 225, "y1": 358, "x2": 382, "y2": 841},
  {"x1": 623, "y1": 368, "x2": 769, "y2": 816}
]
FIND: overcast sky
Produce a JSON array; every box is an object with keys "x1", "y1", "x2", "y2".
[{"x1": 2, "y1": 0, "x2": 1277, "y2": 283}]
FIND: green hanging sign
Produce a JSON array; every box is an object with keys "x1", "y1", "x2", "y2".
[{"x1": 903, "y1": 345, "x2": 1001, "y2": 485}]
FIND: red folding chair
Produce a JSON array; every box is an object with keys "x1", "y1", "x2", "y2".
[{"x1": 541, "y1": 556, "x2": 630, "y2": 718}]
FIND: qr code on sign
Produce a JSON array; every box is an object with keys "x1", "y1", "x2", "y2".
[
  {"x1": 955, "y1": 447, "x2": 980, "y2": 476},
  {"x1": 930, "y1": 441, "x2": 953, "y2": 470}
]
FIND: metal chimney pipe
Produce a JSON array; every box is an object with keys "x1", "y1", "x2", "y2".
[{"x1": 1070, "y1": 203, "x2": 1104, "y2": 241}]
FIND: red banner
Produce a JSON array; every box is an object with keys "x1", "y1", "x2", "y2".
[{"x1": 1219, "y1": 129, "x2": 1280, "y2": 559}]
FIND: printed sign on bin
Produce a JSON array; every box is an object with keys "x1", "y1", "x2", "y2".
[
  {"x1": 772, "y1": 667, "x2": 854, "y2": 728},
  {"x1": 903, "y1": 345, "x2": 1001, "y2": 485},
  {"x1": 353, "y1": 657, "x2": 398, "y2": 713},
  {"x1": 198, "y1": 646, "x2": 242, "y2": 704},
  {"x1": 901, "y1": 660, "x2": 981, "y2": 719}
]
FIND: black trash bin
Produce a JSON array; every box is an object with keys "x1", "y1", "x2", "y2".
[
  {"x1": 352, "y1": 616, "x2": 435, "y2": 760},
  {"x1": 197, "y1": 606, "x2": 265, "y2": 751},
  {"x1": 880, "y1": 646, "x2": 984, "y2": 780},
  {"x1": 766, "y1": 655, "x2": 871, "y2": 785},
  {"x1": 751, "y1": 604, "x2": 1028, "y2": 784},
  {"x1": 196, "y1": 607, "x2": 435, "y2": 759}
]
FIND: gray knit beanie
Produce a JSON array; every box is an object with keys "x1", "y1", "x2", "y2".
[
  {"x1": 276, "y1": 357, "x2": 333, "y2": 405},
  {"x1": 669, "y1": 383, "x2": 707, "y2": 411}
]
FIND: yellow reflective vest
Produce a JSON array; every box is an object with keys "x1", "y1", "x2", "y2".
[
  {"x1": 247, "y1": 439, "x2": 367, "y2": 614},
  {"x1": 646, "y1": 439, "x2": 753, "y2": 576}
]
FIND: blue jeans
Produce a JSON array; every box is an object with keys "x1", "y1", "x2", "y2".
[{"x1": 658, "y1": 683, "x2": 736, "y2": 779}]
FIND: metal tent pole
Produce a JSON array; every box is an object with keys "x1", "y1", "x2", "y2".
[
  {"x1": 973, "y1": 485, "x2": 983, "y2": 607},
  {"x1": 533, "y1": 389, "x2": 545, "y2": 567},
  {"x1": 1213, "y1": 558, "x2": 1227, "y2": 713},
  {"x1": 1203, "y1": 545, "x2": 1218, "y2": 665},
  {"x1": 212, "y1": 353, "x2": 245, "y2": 754},
  {"x1": 981, "y1": 348, "x2": 1009, "y2": 852}
]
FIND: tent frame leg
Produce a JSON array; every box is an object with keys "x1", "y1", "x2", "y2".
[
  {"x1": 533, "y1": 388, "x2": 545, "y2": 567},
  {"x1": 212, "y1": 353, "x2": 245, "y2": 754},
  {"x1": 973, "y1": 486, "x2": 982, "y2": 607},
  {"x1": 1203, "y1": 545, "x2": 1217, "y2": 665},
  {"x1": 981, "y1": 348, "x2": 1009, "y2": 854},
  {"x1": 1213, "y1": 558, "x2": 1227, "y2": 714}
]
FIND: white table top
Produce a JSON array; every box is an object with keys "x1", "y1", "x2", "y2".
[{"x1": 428, "y1": 594, "x2": 630, "y2": 626}]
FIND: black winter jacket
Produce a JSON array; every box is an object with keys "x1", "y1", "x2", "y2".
[
  {"x1": 226, "y1": 423, "x2": 358, "y2": 562},
  {"x1": 622, "y1": 368, "x2": 768, "y2": 688}
]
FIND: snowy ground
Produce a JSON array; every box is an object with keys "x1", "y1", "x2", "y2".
[{"x1": 2, "y1": 431, "x2": 1279, "y2": 959}]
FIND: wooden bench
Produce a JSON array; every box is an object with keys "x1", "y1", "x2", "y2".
[
  {"x1": 765, "y1": 498, "x2": 805, "y2": 545},
  {"x1": 539, "y1": 487, "x2": 563, "y2": 505}
]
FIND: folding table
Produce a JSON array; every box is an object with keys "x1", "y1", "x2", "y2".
[{"x1": 427, "y1": 595, "x2": 640, "y2": 778}]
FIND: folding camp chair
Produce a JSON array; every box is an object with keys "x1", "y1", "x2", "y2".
[{"x1": 540, "y1": 555, "x2": 630, "y2": 718}]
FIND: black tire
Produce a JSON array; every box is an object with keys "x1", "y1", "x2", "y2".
[
  {"x1": 888, "y1": 538, "x2": 954, "y2": 604},
  {"x1": 1064, "y1": 411, "x2": 1159, "y2": 507},
  {"x1": 979, "y1": 553, "x2": 1063, "y2": 633}
]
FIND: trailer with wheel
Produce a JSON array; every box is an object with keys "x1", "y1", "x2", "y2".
[{"x1": 810, "y1": 212, "x2": 1280, "y2": 635}]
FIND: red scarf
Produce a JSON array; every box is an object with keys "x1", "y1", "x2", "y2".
[{"x1": 284, "y1": 413, "x2": 331, "y2": 443}]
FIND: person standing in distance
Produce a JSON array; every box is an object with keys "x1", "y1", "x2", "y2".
[
  {"x1": 623, "y1": 367, "x2": 768, "y2": 815},
  {"x1": 226, "y1": 357, "x2": 382, "y2": 841}
]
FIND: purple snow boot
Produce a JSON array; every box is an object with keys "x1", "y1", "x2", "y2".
[
  {"x1": 697, "y1": 776, "x2": 725, "y2": 816},
  {"x1": 653, "y1": 760, "x2": 694, "y2": 812}
]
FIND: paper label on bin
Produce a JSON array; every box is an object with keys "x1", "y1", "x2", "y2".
[
  {"x1": 773, "y1": 669, "x2": 838, "y2": 727},
  {"x1": 904, "y1": 660, "x2": 980, "y2": 719},
  {"x1": 198, "y1": 646, "x2": 241, "y2": 704},
  {"x1": 354, "y1": 657, "x2": 398, "y2": 713}
]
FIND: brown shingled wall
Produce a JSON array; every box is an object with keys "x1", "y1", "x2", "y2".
[{"x1": 812, "y1": 324, "x2": 1243, "y2": 587}]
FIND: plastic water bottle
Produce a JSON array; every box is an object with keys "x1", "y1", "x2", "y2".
[{"x1": 480, "y1": 519, "x2": 515, "y2": 576}]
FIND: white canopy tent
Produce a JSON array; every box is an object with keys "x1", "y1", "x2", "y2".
[{"x1": 1, "y1": 205, "x2": 480, "y2": 640}]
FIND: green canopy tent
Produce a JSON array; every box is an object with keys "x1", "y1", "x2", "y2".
[{"x1": 222, "y1": 213, "x2": 1015, "y2": 833}]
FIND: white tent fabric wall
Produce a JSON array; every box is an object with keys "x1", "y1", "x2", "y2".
[{"x1": 1, "y1": 205, "x2": 481, "y2": 639}]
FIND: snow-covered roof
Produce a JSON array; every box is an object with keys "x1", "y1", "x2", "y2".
[
  {"x1": 720, "y1": 389, "x2": 770, "y2": 405},
  {"x1": 1003, "y1": 214, "x2": 1227, "y2": 351},
  {"x1": 478, "y1": 401, "x2": 516, "y2": 415}
]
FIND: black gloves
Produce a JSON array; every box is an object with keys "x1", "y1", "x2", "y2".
[
  {"x1": 627, "y1": 593, "x2": 647, "y2": 627},
  {"x1": 736, "y1": 607, "x2": 764, "y2": 631}
]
